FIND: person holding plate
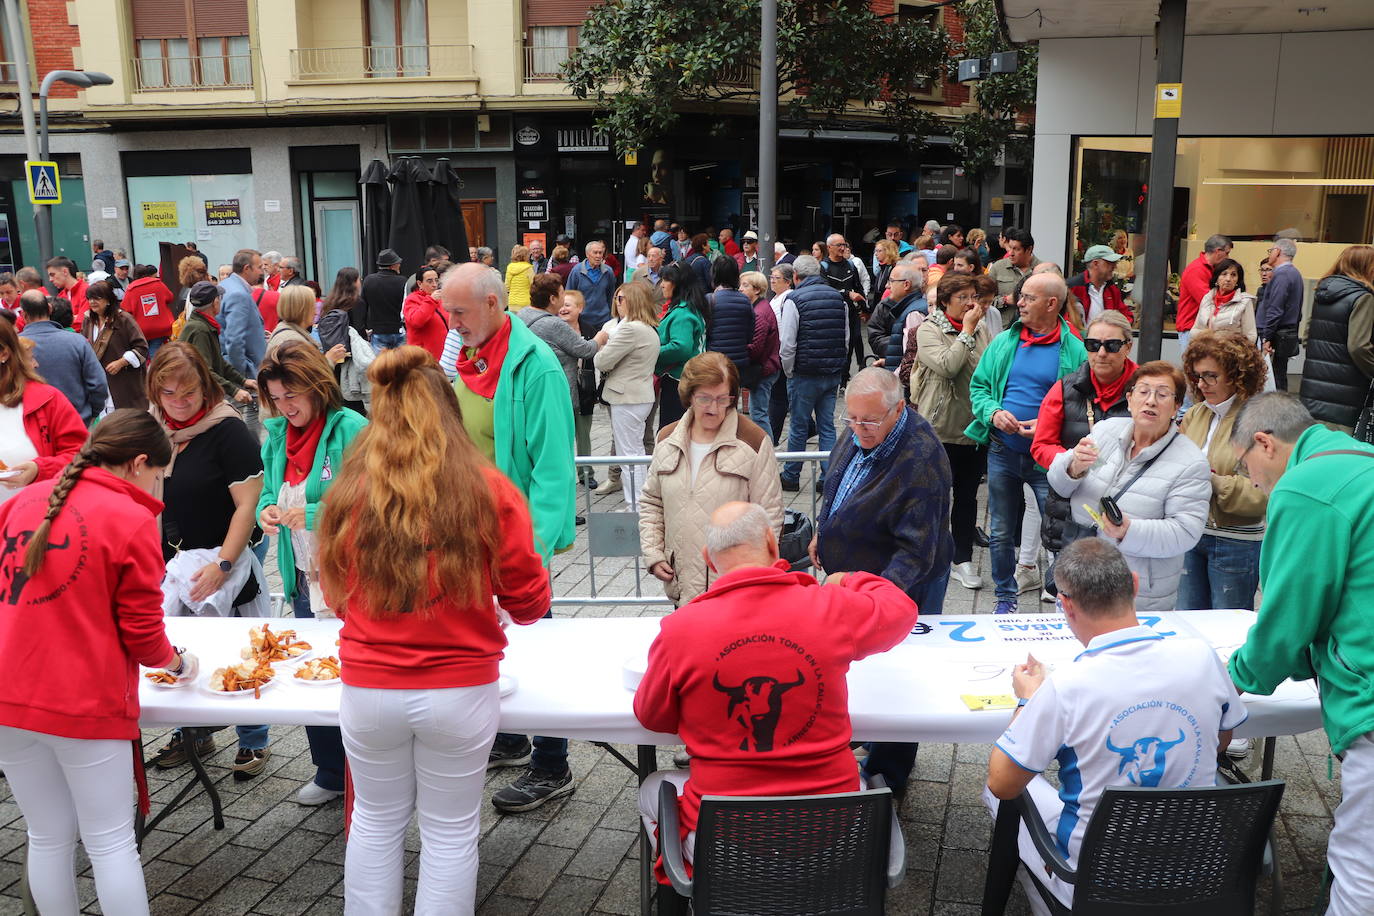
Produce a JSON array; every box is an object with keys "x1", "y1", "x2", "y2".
[
  {"x1": 318, "y1": 346, "x2": 550, "y2": 913},
  {"x1": 0, "y1": 409, "x2": 195, "y2": 915},
  {"x1": 257, "y1": 341, "x2": 368, "y2": 805},
  {"x1": 0, "y1": 316, "x2": 86, "y2": 500}
]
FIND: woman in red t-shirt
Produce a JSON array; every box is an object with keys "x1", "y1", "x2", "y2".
[
  {"x1": 318, "y1": 346, "x2": 550, "y2": 913},
  {"x1": 0, "y1": 410, "x2": 193, "y2": 914}
]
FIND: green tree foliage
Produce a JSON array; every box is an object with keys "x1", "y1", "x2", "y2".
[{"x1": 950, "y1": 0, "x2": 1038, "y2": 177}]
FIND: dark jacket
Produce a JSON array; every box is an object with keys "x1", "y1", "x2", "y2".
[
  {"x1": 706, "y1": 289, "x2": 755, "y2": 371},
  {"x1": 748, "y1": 298, "x2": 781, "y2": 379},
  {"x1": 361, "y1": 269, "x2": 408, "y2": 335},
  {"x1": 19, "y1": 320, "x2": 108, "y2": 423},
  {"x1": 1302, "y1": 275, "x2": 1374, "y2": 429},
  {"x1": 869, "y1": 263, "x2": 894, "y2": 312},
  {"x1": 820, "y1": 258, "x2": 863, "y2": 315},
  {"x1": 82, "y1": 309, "x2": 149, "y2": 410},
  {"x1": 817, "y1": 406, "x2": 953, "y2": 599},
  {"x1": 681, "y1": 251, "x2": 713, "y2": 294},
  {"x1": 789, "y1": 276, "x2": 848, "y2": 378},
  {"x1": 1066, "y1": 271, "x2": 1133, "y2": 322},
  {"x1": 1259, "y1": 261, "x2": 1304, "y2": 338},
  {"x1": 566, "y1": 260, "x2": 617, "y2": 329},
  {"x1": 178, "y1": 310, "x2": 245, "y2": 397},
  {"x1": 867, "y1": 292, "x2": 925, "y2": 365},
  {"x1": 1040, "y1": 363, "x2": 1133, "y2": 552}
]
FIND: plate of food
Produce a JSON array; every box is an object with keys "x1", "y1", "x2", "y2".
[
  {"x1": 143, "y1": 668, "x2": 194, "y2": 689},
  {"x1": 204, "y1": 660, "x2": 276, "y2": 698},
  {"x1": 0, "y1": 460, "x2": 21, "y2": 480},
  {"x1": 241, "y1": 623, "x2": 312, "y2": 666},
  {"x1": 294, "y1": 656, "x2": 341, "y2": 685}
]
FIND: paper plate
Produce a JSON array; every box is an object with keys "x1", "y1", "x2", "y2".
[
  {"x1": 201, "y1": 672, "x2": 276, "y2": 698},
  {"x1": 142, "y1": 671, "x2": 194, "y2": 690},
  {"x1": 293, "y1": 673, "x2": 341, "y2": 687},
  {"x1": 498, "y1": 675, "x2": 517, "y2": 697},
  {"x1": 622, "y1": 654, "x2": 648, "y2": 691}
]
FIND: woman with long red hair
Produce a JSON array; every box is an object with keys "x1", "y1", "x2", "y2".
[
  {"x1": 318, "y1": 345, "x2": 549, "y2": 914},
  {"x1": 0, "y1": 316, "x2": 85, "y2": 499}
]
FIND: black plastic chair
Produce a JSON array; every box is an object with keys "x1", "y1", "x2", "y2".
[
  {"x1": 656, "y1": 775, "x2": 904, "y2": 915},
  {"x1": 981, "y1": 779, "x2": 1285, "y2": 915}
]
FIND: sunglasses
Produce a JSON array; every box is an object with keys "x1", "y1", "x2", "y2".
[{"x1": 1084, "y1": 337, "x2": 1127, "y2": 353}]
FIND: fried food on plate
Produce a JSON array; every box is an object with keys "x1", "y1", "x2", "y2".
[
  {"x1": 294, "y1": 656, "x2": 341, "y2": 681},
  {"x1": 241, "y1": 623, "x2": 312, "y2": 663},
  {"x1": 210, "y1": 660, "x2": 275, "y2": 698}
]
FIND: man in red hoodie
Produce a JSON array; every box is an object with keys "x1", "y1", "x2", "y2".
[
  {"x1": 634, "y1": 500, "x2": 919, "y2": 866},
  {"x1": 121, "y1": 265, "x2": 175, "y2": 358},
  {"x1": 1176, "y1": 234, "x2": 1232, "y2": 350}
]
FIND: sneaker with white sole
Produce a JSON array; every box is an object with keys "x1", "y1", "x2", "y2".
[
  {"x1": 295, "y1": 781, "x2": 343, "y2": 806},
  {"x1": 593, "y1": 477, "x2": 619, "y2": 496},
  {"x1": 993, "y1": 599, "x2": 1018, "y2": 615},
  {"x1": 1041, "y1": 588, "x2": 1055, "y2": 604},
  {"x1": 950, "y1": 561, "x2": 983, "y2": 590},
  {"x1": 1225, "y1": 737, "x2": 1252, "y2": 760},
  {"x1": 231, "y1": 746, "x2": 271, "y2": 781},
  {"x1": 491, "y1": 768, "x2": 575, "y2": 813},
  {"x1": 487, "y1": 738, "x2": 533, "y2": 770},
  {"x1": 1014, "y1": 564, "x2": 1042, "y2": 594}
]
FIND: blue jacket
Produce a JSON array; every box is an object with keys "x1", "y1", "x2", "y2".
[
  {"x1": 20, "y1": 320, "x2": 107, "y2": 422},
  {"x1": 566, "y1": 261, "x2": 616, "y2": 329},
  {"x1": 706, "y1": 289, "x2": 755, "y2": 370},
  {"x1": 885, "y1": 296, "x2": 927, "y2": 368},
  {"x1": 219, "y1": 272, "x2": 266, "y2": 379},
  {"x1": 789, "y1": 276, "x2": 848, "y2": 378},
  {"x1": 682, "y1": 252, "x2": 712, "y2": 293}
]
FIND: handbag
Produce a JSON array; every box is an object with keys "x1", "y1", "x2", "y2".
[
  {"x1": 1352, "y1": 383, "x2": 1374, "y2": 444},
  {"x1": 777, "y1": 509, "x2": 815, "y2": 572}
]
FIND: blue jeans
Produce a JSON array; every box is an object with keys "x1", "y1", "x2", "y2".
[
  {"x1": 748, "y1": 371, "x2": 780, "y2": 439},
  {"x1": 783, "y1": 373, "x2": 841, "y2": 481},
  {"x1": 147, "y1": 337, "x2": 169, "y2": 360},
  {"x1": 987, "y1": 438, "x2": 1049, "y2": 601},
  {"x1": 369, "y1": 332, "x2": 405, "y2": 352},
  {"x1": 294, "y1": 569, "x2": 346, "y2": 791},
  {"x1": 493, "y1": 608, "x2": 568, "y2": 775},
  {"x1": 1177, "y1": 534, "x2": 1262, "y2": 611}
]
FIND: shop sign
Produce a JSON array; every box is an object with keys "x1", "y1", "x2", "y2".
[
  {"x1": 204, "y1": 198, "x2": 242, "y2": 226},
  {"x1": 832, "y1": 191, "x2": 862, "y2": 218},
  {"x1": 516, "y1": 125, "x2": 541, "y2": 146},
  {"x1": 920, "y1": 168, "x2": 955, "y2": 200},
  {"x1": 519, "y1": 199, "x2": 550, "y2": 223},
  {"x1": 141, "y1": 201, "x2": 179, "y2": 229},
  {"x1": 834, "y1": 177, "x2": 861, "y2": 190},
  {"x1": 520, "y1": 186, "x2": 546, "y2": 199},
  {"x1": 557, "y1": 127, "x2": 610, "y2": 153}
]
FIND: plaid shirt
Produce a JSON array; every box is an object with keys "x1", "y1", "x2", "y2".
[{"x1": 827, "y1": 406, "x2": 909, "y2": 517}]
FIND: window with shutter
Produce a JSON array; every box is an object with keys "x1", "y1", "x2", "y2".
[
  {"x1": 131, "y1": 0, "x2": 251, "y2": 89},
  {"x1": 525, "y1": 0, "x2": 598, "y2": 28}
]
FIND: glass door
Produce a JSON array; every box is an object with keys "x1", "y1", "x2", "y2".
[{"x1": 314, "y1": 201, "x2": 361, "y2": 287}]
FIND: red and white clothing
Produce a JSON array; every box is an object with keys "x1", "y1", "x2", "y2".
[
  {"x1": 403, "y1": 288, "x2": 447, "y2": 360},
  {"x1": 121, "y1": 276, "x2": 174, "y2": 342},
  {"x1": 58, "y1": 279, "x2": 89, "y2": 330},
  {"x1": 5, "y1": 381, "x2": 86, "y2": 494},
  {"x1": 633, "y1": 562, "x2": 918, "y2": 839}
]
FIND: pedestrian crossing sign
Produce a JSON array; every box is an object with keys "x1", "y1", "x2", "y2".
[{"x1": 25, "y1": 161, "x2": 61, "y2": 205}]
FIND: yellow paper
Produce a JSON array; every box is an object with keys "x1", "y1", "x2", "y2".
[
  {"x1": 1082, "y1": 503, "x2": 1106, "y2": 528},
  {"x1": 961, "y1": 694, "x2": 1019, "y2": 711}
]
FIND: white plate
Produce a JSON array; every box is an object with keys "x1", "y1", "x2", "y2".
[
  {"x1": 498, "y1": 675, "x2": 517, "y2": 697},
  {"x1": 142, "y1": 671, "x2": 194, "y2": 690},
  {"x1": 200, "y1": 672, "x2": 277, "y2": 698},
  {"x1": 293, "y1": 673, "x2": 340, "y2": 687},
  {"x1": 621, "y1": 654, "x2": 648, "y2": 691},
  {"x1": 0, "y1": 469, "x2": 22, "y2": 480},
  {"x1": 242, "y1": 646, "x2": 313, "y2": 667}
]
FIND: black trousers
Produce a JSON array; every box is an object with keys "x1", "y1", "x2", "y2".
[
  {"x1": 1270, "y1": 327, "x2": 1299, "y2": 392},
  {"x1": 944, "y1": 442, "x2": 987, "y2": 565},
  {"x1": 846, "y1": 311, "x2": 865, "y2": 378}
]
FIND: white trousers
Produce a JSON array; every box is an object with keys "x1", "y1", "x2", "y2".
[
  {"x1": 610, "y1": 402, "x2": 654, "y2": 509},
  {"x1": 0, "y1": 727, "x2": 149, "y2": 916},
  {"x1": 341, "y1": 683, "x2": 500, "y2": 916},
  {"x1": 1019, "y1": 486, "x2": 1042, "y2": 568},
  {"x1": 982, "y1": 779, "x2": 1071, "y2": 916},
  {"x1": 638, "y1": 770, "x2": 696, "y2": 862},
  {"x1": 1328, "y1": 732, "x2": 1374, "y2": 915}
]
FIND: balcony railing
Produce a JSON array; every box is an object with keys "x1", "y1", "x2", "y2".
[
  {"x1": 134, "y1": 53, "x2": 253, "y2": 90},
  {"x1": 523, "y1": 43, "x2": 571, "y2": 82},
  {"x1": 290, "y1": 45, "x2": 475, "y2": 81}
]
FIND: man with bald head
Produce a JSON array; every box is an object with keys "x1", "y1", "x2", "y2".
[
  {"x1": 966, "y1": 272, "x2": 1087, "y2": 614},
  {"x1": 439, "y1": 261, "x2": 579, "y2": 812},
  {"x1": 634, "y1": 501, "x2": 918, "y2": 862},
  {"x1": 821, "y1": 233, "x2": 868, "y2": 380}
]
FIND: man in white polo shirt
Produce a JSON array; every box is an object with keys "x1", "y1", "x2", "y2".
[{"x1": 984, "y1": 537, "x2": 1246, "y2": 915}]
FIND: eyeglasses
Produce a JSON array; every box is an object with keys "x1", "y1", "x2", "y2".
[
  {"x1": 770, "y1": 274, "x2": 786, "y2": 281},
  {"x1": 1084, "y1": 337, "x2": 1127, "y2": 353},
  {"x1": 843, "y1": 403, "x2": 898, "y2": 430},
  {"x1": 692, "y1": 394, "x2": 736, "y2": 409},
  {"x1": 1131, "y1": 386, "x2": 1176, "y2": 402},
  {"x1": 614, "y1": 294, "x2": 626, "y2": 302},
  {"x1": 1192, "y1": 371, "x2": 1221, "y2": 384}
]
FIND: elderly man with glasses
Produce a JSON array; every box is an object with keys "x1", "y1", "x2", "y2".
[{"x1": 806, "y1": 366, "x2": 951, "y2": 798}]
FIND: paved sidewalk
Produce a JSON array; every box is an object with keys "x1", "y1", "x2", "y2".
[{"x1": 0, "y1": 404, "x2": 1339, "y2": 914}]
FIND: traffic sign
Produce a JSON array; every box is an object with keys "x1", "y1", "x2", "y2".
[{"x1": 26, "y1": 161, "x2": 61, "y2": 205}]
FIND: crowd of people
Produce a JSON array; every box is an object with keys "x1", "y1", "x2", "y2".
[{"x1": 0, "y1": 215, "x2": 1372, "y2": 915}]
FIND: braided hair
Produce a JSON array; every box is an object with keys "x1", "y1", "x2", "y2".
[{"x1": 23, "y1": 409, "x2": 172, "y2": 577}]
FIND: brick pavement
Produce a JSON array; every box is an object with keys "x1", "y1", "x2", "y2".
[{"x1": 0, "y1": 402, "x2": 1339, "y2": 915}]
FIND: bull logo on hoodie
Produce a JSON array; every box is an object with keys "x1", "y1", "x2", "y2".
[
  {"x1": 0, "y1": 529, "x2": 72, "y2": 605},
  {"x1": 713, "y1": 669, "x2": 806, "y2": 752}
]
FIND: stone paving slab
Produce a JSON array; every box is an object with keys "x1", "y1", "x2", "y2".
[{"x1": 0, "y1": 400, "x2": 1338, "y2": 914}]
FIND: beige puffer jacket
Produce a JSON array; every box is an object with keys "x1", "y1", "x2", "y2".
[{"x1": 638, "y1": 408, "x2": 785, "y2": 605}]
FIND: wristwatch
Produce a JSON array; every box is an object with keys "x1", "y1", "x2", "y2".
[{"x1": 218, "y1": 558, "x2": 233, "y2": 573}]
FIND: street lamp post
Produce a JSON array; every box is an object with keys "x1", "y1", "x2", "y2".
[{"x1": 36, "y1": 69, "x2": 113, "y2": 272}]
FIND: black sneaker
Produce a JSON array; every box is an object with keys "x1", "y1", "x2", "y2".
[
  {"x1": 153, "y1": 730, "x2": 216, "y2": 769},
  {"x1": 232, "y1": 746, "x2": 271, "y2": 781},
  {"x1": 973, "y1": 526, "x2": 991, "y2": 548},
  {"x1": 780, "y1": 478, "x2": 800, "y2": 492},
  {"x1": 491, "y1": 768, "x2": 575, "y2": 812},
  {"x1": 487, "y1": 738, "x2": 532, "y2": 770}
]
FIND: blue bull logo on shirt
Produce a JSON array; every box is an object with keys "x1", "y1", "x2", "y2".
[{"x1": 1104, "y1": 728, "x2": 1187, "y2": 787}]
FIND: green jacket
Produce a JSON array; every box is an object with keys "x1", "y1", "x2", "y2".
[
  {"x1": 655, "y1": 301, "x2": 706, "y2": 378},
  {"x1": 456, "y1": 313, "x2": 576, "y2": 565},
  {"x1": 257, "y1": 406, "x2": 369, "y2": 600},
  {"x1": 963, "y1": 317, "x2": 1087, "y2": 448},
  {"x1": 1228, "y1": 424, "x2": 1374, "y2": 754},
  {"x1": 178, "y1": 310, "x2": 245, "y2": 397}
]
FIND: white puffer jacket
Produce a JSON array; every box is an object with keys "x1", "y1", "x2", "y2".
[{"x1": 1047, "y1": 416, "x2": 1210, "y2": 611}]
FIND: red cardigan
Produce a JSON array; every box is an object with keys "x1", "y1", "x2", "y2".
[
  {"x1": 634, "y1": 562, "x2": 918, "y2": 836},
  {"x1": 404, "y1": 289, "x2": 447, "y2": 360},
  {"x1": 0, "y1": 468, "x2": 175, "y2": 740},
  {"x1": 22, "y1": 381, "x2": 86, "y2": 481},
  {"x1": 337, "y1": 467, "x2": 551, "y2": 689}
]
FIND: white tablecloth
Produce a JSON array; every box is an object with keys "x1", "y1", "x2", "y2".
[{"x1": 143, "y1": 610, "x2": 1321, "y2": 744}]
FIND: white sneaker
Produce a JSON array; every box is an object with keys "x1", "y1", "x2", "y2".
[
  {"x1": 1014, "y1": 564, "x2": 1042, "y2": 594},
  {"x1": 593, "y1": 477, "x2": 619, "y2": 496},
  {"x1": 295, "y1": 781, "x2": 343, "y2": 806},
  {"x1": 1225, "y1": 737, "x2": 1252, "y2": 760},
  {"x1": 1041, "y1": 588, "x2": 1055, "y2": 604},
  {"x1": 950, "y1": 562, "x2": 983, "y2": 590}
]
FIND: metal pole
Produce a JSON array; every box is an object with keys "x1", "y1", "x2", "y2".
[
  {"x1": 1136, "y1": 0, "x2": 1187, "y2": 363},
  {"x1": 37, "y1": 73, "x2": 54, "y2": 273},
  {"x1": 757, "y1": 0, "x2": 778, "y2": 275},
  {"x1": 3, "y1": 0, "x2": 43, "y2": 274}
]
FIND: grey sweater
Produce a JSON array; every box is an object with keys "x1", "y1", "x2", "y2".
[
  {"x1": 519, "y1": 308, "x2": 598, "y2": 403},
  {"x1": 20, "y1": 320, "x2": 107, "y2": 421}
]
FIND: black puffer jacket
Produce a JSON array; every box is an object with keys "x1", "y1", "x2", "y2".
[
  {"x1": 1301, "y1": 275, "x2": 1374, "y2": 429},
  {"x1": 705, "y1": 289, "x2": 756, "y2": 372},
  {"x1": 1041, "y1": 363, "x2": 1132, "y2": 552}
]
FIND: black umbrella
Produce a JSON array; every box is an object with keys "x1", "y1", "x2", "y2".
[
  {"x1": 386, "y1": 156, "x2": 432, "y2": 274},
  {"x1": 359, "y1": 159, "x2": 391, "y2": 271},
  {"x1": 430, "y1": 158, "x2": 471, "y2": 262}
]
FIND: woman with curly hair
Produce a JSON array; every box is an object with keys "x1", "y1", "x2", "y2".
[{"x1": 1177, "y1": 330, "x2": 1269, "y2": 610}]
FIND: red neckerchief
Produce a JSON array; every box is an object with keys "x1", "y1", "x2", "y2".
[
  {"x1": 201, "y1": 312, "x2": 222, "y2": 332},
  {"x1": 284, "y1": 412, "x2": 327, "y2": 486},
  {"x1": 454, "y1": 314, "x2": 512, "y2": 400},
  {"x1": 948, "y1": 314, "x2": 965, "y2": 332},
  {"x1": 164, "y1": 403, "x2": 209, "y2": 431},
  {"x1": 1214, "y1": 288, "x2": 1237, "y2": 307},
  {"x1": 1018, "y1": 322, "x2": 1062, "y2": 349},
  {"x1": 1091, "y1": 358, "x2": 1138, "y2": 409}
]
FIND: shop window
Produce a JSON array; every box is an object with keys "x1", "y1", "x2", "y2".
[
  {"x1": 131, "y1": 0, "x2": 251, "y2": 89},
  {"x1": 388, "y1": 115, "x2": 513, "y2": 153}
]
